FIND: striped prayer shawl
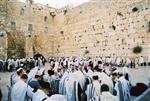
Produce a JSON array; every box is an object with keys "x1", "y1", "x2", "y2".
[
  {"x1": 59, "y1": 76, "x2": 68, "y2": 95},
  {"x1": 74, "y1": 81, "x2": 78, "y2": 101},
  {"x1": 118, "y1": 81, "x2": 124, "y2": 101},
  {"x1": 87, "y1": 82, "x2": 101, "y2": 101},
  {"x1": 90, "y1": 96, "x2": 101, "y2": 101}
]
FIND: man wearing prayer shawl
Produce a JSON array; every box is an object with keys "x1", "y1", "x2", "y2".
[
  {"x1": 32, "y1": 81, "x2": 50, "y2": 101},
  {"x1": 28, "y1": 67, "x2": 39, "y2": 81},
  {"x1": 116, "y1": 57, "x2": 121, "y2": 67},
  {"x1": 100, "y1": 84, "x2": 117, "y2": 101},
  {"x1": 93, "y1": 70, "x2": 114, "y2": 94},
  {"x1": 37, "y1": 68, "x2": 45, "y2": 76},
  {"x1": 59, "y1": 71, "x2": 69, "y2": 95},
  {"x1": 43, "y1": 69, "x2": 55, "y2": 83},
  {"x1": 28, "y1": 75, "x2": 41, "y2": 93},
  {"x1": 11, "y1": 68, "x2": 25, "y2": 86},
  {"x1": 148, "y1": 55, "x2": 150, "y2": 66},
  {"x1": 86, "y1": 75, "x2": 101, "y2": 101},
  {"x1": 139, "y1": 56, "x2": 144, "y2": 66},
  {"x1": 73, "y1": 70, "x2": 85, "y2": 90},
  {"x1": 11, "y1": 74, "x2": 33, "y2": 101},
  {"x1": 114, "y1": 73, "x2": 131, "y2": 101},
  {"x1": 45, "y1": 94, "x2": 67, "y2": 101},
  {"x1": 90, "y1": 84, "x2": 117, "y2": 101},
  {"x1": 65, "y1": 73, "x2": 82, "y2": 101},
  {"x1": 122, "y1": 66, "x2": 131, "y2": 84},
  {"x1": 38, "y1": 58, "x2": 44, "y2": 68}
]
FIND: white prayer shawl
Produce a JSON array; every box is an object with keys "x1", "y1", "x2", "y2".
[
  {"x1": 90, "y1": 92, "x2": 117, "y2": 101},
  {"x1": 86, "y1": 80, "x2": 101, "y2": 101},
  {"x1": 59, "y1": 72, "x2": 69, "y2": 95},
  {"x1": 106, "y1": 58, "x2": 111, "y2": 63},
  {"x1": 116, "y1": 57, "x2": 121, "y2": 65},
  {"x1": 105, "y1": 67, "x2": 111, "y2": 76},
  {"x1": 101, "y1": 92, "x2": 117, "y2": 101},
  {"x1": 45, "y1": 94, "x2": 67, "y2": 101},
  {"x1": 37, "y1": 68, "x2": 45, "y2": 76},
  {"x1": 39, "y1": 59, "x2": 44, "y2": 68},
  {"x1": 7, "y1": 59, "x2": 12, "y2": 70},
  {"x1": 122, "y1": 67, "x2": 130, "y2": 75},
  {"x1": 122, "y1": 67, "x2": 131, "y2": 83},
  {"x1": 148, "y1": 56, "x2": 150, "y2": 62},
  {"x1": 73, "y1": 71, "x2": 85, "y2": 90},
  {"x1": 11, "y1": 73, "x2": 20, "y2": 86},
  {"x1": 111, "y1": 57, "x2": 116, "y2": 65},
  {"x1": 14, "y1": 60, "x2": 18, "y2": 68},
  {"x1": 63, "y1": 60, "x2": 67, "y2": 66},
  {"x1": 32, "y1": 89, "x2": 48, "y2": 101},
  {"x1": 43, "y1": 74, "x2": 54, "y2": 84},
  {"x1": 90, "y1": 96, "x2": 101, "y2": 101},
  {"x1": 75, "y1": 60, "x2": 79, "y2": 67},
  {"x1": 28, "y1": 67, "x2": 38, "y2": 81},
  {"x1": 85, "y1": 69, "x2": 93, "y2": 77},
  {"x1": 84, "y1": 61, "x2": 89, "y2": 66},
  {"x1": 139, "y1": 57, "x2": 144, "y2": 64},
  {"x1": 126, "y1": 58, "x2": 131, "y2": 65},
  {"x1": 98, "y1": 57, "x2": 102, "y2": 62},
  {"x1": 65, "y1": 74, "x2": 79, "y2": 101},
  {"x1": 55, "y1": 61, "x2": 59, "y2": 67},
  {"x1": 94, "y1": 72, "x2": 113, "y2": 93},
  {"x1": 11, "y1": 80, "x2": 33, "y2": 101},
  {"x1": 114, "y1": 77, "x2": 131, "y2": 101},
  {"x1": 43, "y1": 74, "x2": 50, "y2": 82}
]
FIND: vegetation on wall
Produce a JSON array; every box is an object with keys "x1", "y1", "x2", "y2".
[
  {"x1": 84, "y1": 50, "x2": 90, "y2": 55},
  {"x1": 7, "y1": 31, "x2": 26, "y2": 58},
  {"x1": 133, "y1": 46, "x2": 142, "y2": 54}
]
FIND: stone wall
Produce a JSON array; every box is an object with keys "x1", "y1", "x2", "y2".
[
  {"x1": 1, "y1": 0, "x2": 150, "y2": 59},
  {"x1": 52, "y1": 0, "x2": 150, "y2": 58},
  {"x1": 5, "y1": 0, "x2": 55, "y2": 58},
  {"x1": 0, "y1": 0, "x2": 8, "y2": 59}
]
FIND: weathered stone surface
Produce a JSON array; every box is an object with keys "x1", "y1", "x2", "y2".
[
  {"x1": 53, "y1": 0, "x2": 150, "y2": 58},
  {"x1": 0, "y1": 0, "x2": 150, "y2": 58}
]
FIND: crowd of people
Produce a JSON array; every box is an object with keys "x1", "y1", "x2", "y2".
[
  {"x1": 0, "y1": 57, "x2": 45, "y2": 72},
  {"x1": 0, "y1": 56, "x2": 149, "y2": 101},
  {"x1": 0, "y1": 55, "x2": 150, "y2": 72}
]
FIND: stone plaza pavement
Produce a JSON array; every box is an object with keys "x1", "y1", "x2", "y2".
[{"x1": 0, "y1": 65, "x2": 149, "y2": 101}]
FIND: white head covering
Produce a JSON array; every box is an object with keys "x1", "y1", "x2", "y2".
[{"x1": 45, "y1": 94, "x2": 67, "y2": 101}]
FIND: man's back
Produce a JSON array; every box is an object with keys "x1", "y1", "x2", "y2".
[
  {"x1": 11, "y1": 80, "x2": 27, "y2": 101},
  {"x1": 101, "y1": 92, "x2": 117, "y2": 101},
  {"x1": 32, "y1": 89, "x2": 48, "y2": 101}
]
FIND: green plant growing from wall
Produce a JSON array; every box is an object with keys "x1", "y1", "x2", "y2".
[
  {"x1": 84, "y1": 50, "x2": 90, "y2": 55},
  {"x1": 133, "y1": 46, "x2": 143, "y2": 54}
]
